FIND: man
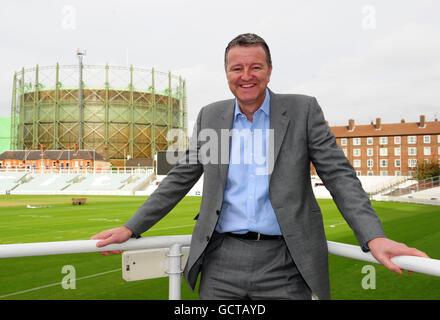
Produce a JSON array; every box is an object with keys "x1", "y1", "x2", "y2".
[{"x1": 92, "y1": 33, "x2": 428, "y2": 300}]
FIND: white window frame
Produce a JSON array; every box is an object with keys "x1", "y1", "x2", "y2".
[
  {"x1": 408, "y1": 159, "x2": 417, "y2": 168},
  {"x1": 353, "y1": 160, "x2": 361, "y2": 168},
  {"x1": 353, "y1": 149, "x2": 361, "y2": 157},
  {"x1": 424, "y1": 147, "x2": 431, "y2": 155},
  {"x1": 353, "y1": 138, "x2": 361, "y2": 146},
  {"x1": 367, "y1": 148, "x2": 373, "y2": 156},
  {"x1": 379, "y1": 137, "x2": 388, "y2": 145},
  {"x1": 408, "y1": 136, "x2": 417, "y2": 144},
  {"x1": 424, "y1": 135, "x2": 431, "y2": 144},
  {"x1": 394, "y1": 159, "x2": 401, "y2": 167},
  {"x1": 408, "y1": 147, "x2": 417, "y2": 156},
  {"x1": 394, "y1": 136, "x2": 401, "y2": 144},
  {"x1": 367, "y1": 159, "x2": 374, "y2": 168},
  {"x1": 380, "y1": 159, "x2": 388, "y2": 167},
  {"x1": 366, "y1": 137, "x2": 373, "y2": 145},
  {"x1": 379, "y1": 148, "x2": 388, "y2": 156},
  {"x1": 394, "y1": 147, "x2": 401, "y2": 156},
  {"x1": 341, "y1": 138, "x2": 347, "y2": 146}
]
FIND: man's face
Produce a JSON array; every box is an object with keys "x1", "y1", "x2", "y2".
[{"x1": 225, "y1": 45, "x2": 272, "y2": 109}]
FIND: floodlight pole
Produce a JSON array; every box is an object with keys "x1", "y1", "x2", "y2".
[{"x1": 77, "y1": 49, "x2": 86, "y2": 150}]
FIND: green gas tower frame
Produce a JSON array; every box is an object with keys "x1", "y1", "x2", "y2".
[{"x1": 10, "y1": 64, "x2": 188, "y2": 165}]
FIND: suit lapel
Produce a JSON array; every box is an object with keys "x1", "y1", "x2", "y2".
[
  {"x1": 269, "y1": 90, "x2": 290, "y2": 181},
  {"x1": 218, "y1": 100, "x2": 235, "y2": 188}
]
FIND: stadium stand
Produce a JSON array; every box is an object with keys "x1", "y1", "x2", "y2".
[
  {"x1": 0, "y1": 172, "x2": 28, "y2": 193},
  {"x1": 2, "y1": 171, "x2": 154, "y2": 195}
]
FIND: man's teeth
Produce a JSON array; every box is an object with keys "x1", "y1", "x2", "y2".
[{"x1": 241, "y1": 84, "x2": 254, "y2": 88}]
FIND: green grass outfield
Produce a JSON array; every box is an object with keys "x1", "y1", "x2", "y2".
[{"x1": 0, "y1": 195, "x2": 439, "y2": 300}]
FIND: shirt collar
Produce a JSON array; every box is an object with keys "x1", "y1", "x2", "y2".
[{"x1": 234, "y1": 88, "x2": 270, "y2": 119}]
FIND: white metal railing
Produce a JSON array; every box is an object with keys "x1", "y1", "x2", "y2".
[
  {"x1": 0, "y1": 236, "x2": 439, "y2": 299},
  {"x1": 0, "y1": 166, "x2": 154, "y2": 175}
]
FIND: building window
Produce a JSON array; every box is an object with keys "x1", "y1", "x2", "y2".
[
  {"x1": 424, "y1": 147, "x2": 431, "y2": 155},
  {"x1": 424, "y1": 135, "x2": 431, "y2": 144},
  {"x1": 380, "y1": 159, "x2": 388, "y2": 167},
  {"x1": 353, "y1": 160, "x2": 361, "y2": 168},
  {"x1": 394, "y1": 147, "x2": 401, "y2": 156},
  {"x1": 380, "y1": 148, "x2": 388, "y2": 156},
  {"x1": 367, "y1": 159, "x2": 374, "y2": 168},
  {"x1": 366, "y1": 137, "x2": 373, "y2": 145},
  {"x1": 353, "y1": 149, "x2": 361, "y2": 157},
  {"x1": 395, "y1": 159, "x2": 401, "y2": 167},
  {"x1": 356, "y1": 171, "x2": 361, "y2": 176},
  {"x1": 341, "y1": 138, "x2": 347, "y2": 146},
  {"x1": 380, "y1": 171, "x2": 388, "y2": 176},
  {"x1": 394, "y1": 136, "x2": 401, "y2": 144},
  {"x1": 408, "y1": 136, "x2": 417, "y2": 144},
  {"x1": 379, "y1": 137, "x2": 388, "y2": 145},
  {"x1": 408, "y1": 147, "x2": 417, "y2": 156},
  {"x1": 367, "y1": 171, "x2": 374, "y2": 176},
  {"x1": 395, "y1": 171, "x2": 401, "y2": 176},
  {"x1": 367, "y1": 148, "x2": 373, "y2": 156},
  {"x1": 408, "y1": 159, "x2": 417, "y2": 167},
  {"x1": 353, "y1": 138, "x2": 361, "y2": 146}
]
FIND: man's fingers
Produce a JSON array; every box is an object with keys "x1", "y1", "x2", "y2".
[
  {"x1": 96, "y1": 234, "x2": 119, "y2": 248},
  {"x1": 376, "y1": 254, "x2": 402, "y2": 274},
  {"x1": 407, "y1": 247, "x2": 429, "y2": 259}
]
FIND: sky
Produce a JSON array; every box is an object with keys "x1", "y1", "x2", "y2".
[{"x1": 0, "y1": 0, "x2": 439, "y2": 132}]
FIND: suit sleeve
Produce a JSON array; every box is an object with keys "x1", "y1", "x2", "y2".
[
  {"x1": 306, "y1": 97, "x2": 386, "y2": 248},
  {"x1": 123, "y1": 109, "x2": 204, "y2": 236}
]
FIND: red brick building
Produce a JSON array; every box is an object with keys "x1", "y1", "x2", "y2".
[
  {"x1": 313, "y1": 115, "x2": 440, "y2": 176},
  {"x1": 0, "y1": 149, "x2": 110, "y2": 171}
]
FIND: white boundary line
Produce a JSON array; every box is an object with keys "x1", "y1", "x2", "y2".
[{"x1": 0, "y1": 268, "x2": 121, "y2": 299}]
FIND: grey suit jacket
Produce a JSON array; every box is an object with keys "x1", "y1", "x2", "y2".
[{"x1": 124, "y1": 89, "x2": 386, "y2": 300}]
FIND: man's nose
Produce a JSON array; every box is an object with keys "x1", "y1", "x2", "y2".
[{"x1": 240, "y1": 67, "x2": 253, "y2": 81}]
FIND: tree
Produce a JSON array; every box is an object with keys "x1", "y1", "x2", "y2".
[{"x1": 417, "y1": 159, "x2": 440, "y2": 180}]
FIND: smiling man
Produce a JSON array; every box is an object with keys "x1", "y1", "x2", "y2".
[{"x1": 92, "y1": 33, "x2": 428, "y2": 300}]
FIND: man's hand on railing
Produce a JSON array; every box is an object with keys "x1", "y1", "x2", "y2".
[
  {"x1": 368, "y1": 237, "x2": 430, "y2": 274},
  {"x1": 91, "y1": 226, "x2": 133, "y2": 255}
]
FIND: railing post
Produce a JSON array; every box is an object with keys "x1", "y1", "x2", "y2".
[{"x1": 167, "y1": 243, "x2": 183, "y2": 300}]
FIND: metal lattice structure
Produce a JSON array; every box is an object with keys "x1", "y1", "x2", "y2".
[{"x1": 10, "y1": 64, "x2": 187, "y2": 165}]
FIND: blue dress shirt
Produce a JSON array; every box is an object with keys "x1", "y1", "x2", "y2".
[{"x1": 215, "y1": 89, "x2": 282, "y2": 235}]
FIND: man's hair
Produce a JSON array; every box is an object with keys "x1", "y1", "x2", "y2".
[{"x1": 224, "y1": 33, "x2": 272, "y2": 69}]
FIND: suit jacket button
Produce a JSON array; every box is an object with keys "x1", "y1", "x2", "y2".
[
  {"x1": 216, "y1": 210, "x2": 220, "y2": 215},
  {"x1": 206, "y1": 236, "x2": 210, "y2": 242}
]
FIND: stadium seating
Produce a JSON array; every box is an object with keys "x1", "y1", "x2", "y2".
[
  {"x1": 6, "y1": 171, "x2": 153, "y2": 195},
  {"x1": 0, "y1": 172, "x2": 28, "y2": 193}
]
